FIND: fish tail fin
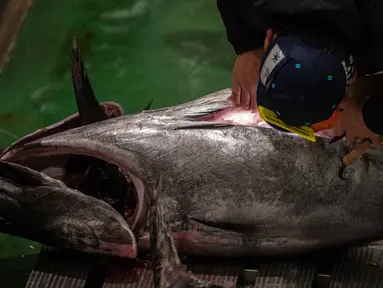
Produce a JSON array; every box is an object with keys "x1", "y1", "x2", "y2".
[
  {"x1": 149, "y1": 176, "x2": 225, "y2": 288},
  {"x1": 71, "y1": 37, "x2": 107, "y2": 125}
]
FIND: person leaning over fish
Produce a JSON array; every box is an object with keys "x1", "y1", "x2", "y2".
[{"x1": 217, "y1": 0, "x2": 383, "y2": 145}]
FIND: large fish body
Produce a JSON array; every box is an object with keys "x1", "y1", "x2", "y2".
[
  {"x1": 2, "y1": 41, "x2": 383, "y2": 268},
  {"x1": 2, "y1": 87, "x2": 383, "y2": 259}
]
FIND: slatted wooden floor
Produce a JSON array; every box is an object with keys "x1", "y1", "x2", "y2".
[{"x1": 24, "y1": 241, "x2": 383, "y2": 288}]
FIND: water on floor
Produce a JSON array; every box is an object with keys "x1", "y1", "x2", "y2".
[{"x1": 0, "y1": 0, "x2": 234, "y2": 286}]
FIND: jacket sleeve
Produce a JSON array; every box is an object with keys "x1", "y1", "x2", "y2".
[
  {"x1": 362, "y1": 97, "x2": 383, "y2": 136},
  {"x1": 355, "y1": 0, "x2": 383, "y2": 74},
  {"x1": 217, "y1": 0, "x2": 265, "y2": 55}
]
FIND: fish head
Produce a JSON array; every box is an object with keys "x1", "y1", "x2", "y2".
[
  {"x1": 0, "y1": 160, "x2": 137, "y2": 258},
  {"x1": 0, "y1": 39, "x2": 146, "y2": 258}
]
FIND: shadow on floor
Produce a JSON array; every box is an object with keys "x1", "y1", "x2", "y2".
[{"x1": 0, "y1": 254, "x2": 39, "y2": 288}]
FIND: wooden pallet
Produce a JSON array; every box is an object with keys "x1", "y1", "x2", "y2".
[{"x1": 24, "y1": 242, "x2": 383, "y2": 288}]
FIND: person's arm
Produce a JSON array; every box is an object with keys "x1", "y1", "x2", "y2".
[
  {"x1": 354, "y1": 0, "x2": 383, "y2": 75},
  {"x1": 217, "y1": 0, "x2": 265, "y2": 55},
  {"x1": 362, "y1": 97, "x2": 383, "y2": 136},
  {"x1": 355, "y1": 1, "x2": 383, "y2": 137}
]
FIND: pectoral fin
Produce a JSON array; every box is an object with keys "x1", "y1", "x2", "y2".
[{"x1": 149, "y1": 176, "x2": 227, "y2": 288}]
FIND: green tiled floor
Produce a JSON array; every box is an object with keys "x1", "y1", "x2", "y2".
[{"x1": 0, "y1": 0, "x2": 234, "y2": 286}]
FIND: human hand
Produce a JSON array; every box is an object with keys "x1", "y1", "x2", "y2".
[
  {"x1": 333, "y1": 96, "x2": 383, "y2": 147},
  {"x1": 230, "y1": 48, "x2": 263, "y2": 111}
]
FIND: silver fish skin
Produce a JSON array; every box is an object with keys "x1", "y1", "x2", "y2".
[
  {"x1": 2, "y1": 87, "x2": 383, "y2": 259},
  {"x1": 2, "y1": 39, "x2": 383, "y2": 261}
]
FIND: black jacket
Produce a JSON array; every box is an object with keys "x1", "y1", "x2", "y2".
[{"x1": 217, "y1": 0, "x2": 383, "y2": 136}]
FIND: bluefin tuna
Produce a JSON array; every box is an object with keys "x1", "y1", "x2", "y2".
[{"x1": 1, "y1": 40, "x2": 383, "y2": 286}]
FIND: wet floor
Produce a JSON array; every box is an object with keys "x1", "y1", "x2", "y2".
[{"x1": 0, "y1": 0, "x2": 234, "y2": 285}]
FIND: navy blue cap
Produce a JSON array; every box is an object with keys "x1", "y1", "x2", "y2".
[{"x1": 256, "y1": 33, "x2": 355, "y2": 129}]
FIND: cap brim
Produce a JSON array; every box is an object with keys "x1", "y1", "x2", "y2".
[{"x1": 265, "y1": 121, "x2": 291, "y2": 133}]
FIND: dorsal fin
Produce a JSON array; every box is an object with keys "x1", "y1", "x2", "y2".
[{"x1": 71, "y1": 38, "x2": 107, "y2": 125}]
